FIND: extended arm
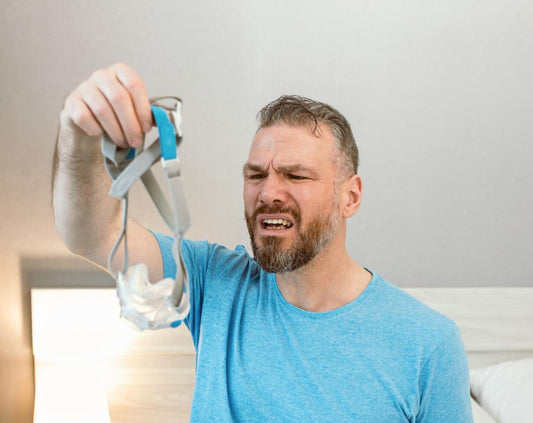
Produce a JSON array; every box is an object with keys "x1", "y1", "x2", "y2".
[{"x1": 52, "y1": 63, "x2": 164, "y2": 280}]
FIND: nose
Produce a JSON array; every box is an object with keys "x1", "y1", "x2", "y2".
[{"x1": 258, "y1": 173, "x2": 287, "y2": 206}]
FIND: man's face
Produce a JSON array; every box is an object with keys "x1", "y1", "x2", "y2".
[{"x1": 243, "y1": 123, "x2": 342, "y2": 273}]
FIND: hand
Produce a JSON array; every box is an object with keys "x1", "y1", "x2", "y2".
[{"x1": 60, "y1": 63, "x2": 153, "y2": 149}]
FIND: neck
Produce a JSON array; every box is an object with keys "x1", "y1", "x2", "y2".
[{"x1": 275, "y1": 237, "x2": 372, "y2": 312}]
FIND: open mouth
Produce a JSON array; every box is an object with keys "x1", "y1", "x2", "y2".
[{"x1": 262, "y1": 218, "x2": 293, "y2": 230}]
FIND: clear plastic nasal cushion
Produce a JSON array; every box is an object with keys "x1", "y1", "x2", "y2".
[{"x1": 116, "y1": 263, "x2": 188, "y2": 331}]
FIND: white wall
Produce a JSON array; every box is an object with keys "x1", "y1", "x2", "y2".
[{"x1": 2, "y1": 0, "x2": 532, "y2": 287}]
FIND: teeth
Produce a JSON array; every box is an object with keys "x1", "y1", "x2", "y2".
[{"x1": 262, "y1": 219, "x2": 293, "y2": 228}]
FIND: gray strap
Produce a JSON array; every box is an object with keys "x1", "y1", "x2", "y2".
[
  {"x1": 108, "y1": 140, "x2": 161, "y2": 200},
  {"x1": 140, "y1": 170, "x2": 175, "y2": 229},
  {"x1": 163, "y1": 167, "x2": 190, "y2": 237},
  {"x1": 101, "y1": 99, "x2": 190, "y2": 312},
  {"x1": 101, "y1": 133, "x2": 134, "y2": 179},
  {"x1": 105, "y1": 141, "x2": 190, "y2": 237}
]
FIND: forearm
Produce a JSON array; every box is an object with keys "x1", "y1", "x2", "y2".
[
  {"x1": 52, "y1": 113, "x2": 121, "y2": 264},
  {"x1": 52, "y1": 63, "x2": 157, "y2": 272}
]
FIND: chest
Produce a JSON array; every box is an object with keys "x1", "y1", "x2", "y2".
[{"x1": 195, "y1": 285, "x2": 420, "y2": 422}]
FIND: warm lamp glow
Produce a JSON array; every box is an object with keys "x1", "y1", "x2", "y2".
[
  {"x1": 33, "y1": 362, "x2": 111, "y2": 423},
  {"x1": 31, "y1": 288, "x2": 188, "y2": 422},
  {"x1": 31, "y1": 289, "x2": 136, "y2": 423},
  {"x1": 31, "y1": 289, "x2": 136, "y2": 361}
]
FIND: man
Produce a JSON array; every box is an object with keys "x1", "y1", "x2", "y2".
[{"x1": 53, "y1": 63, "x2": 473, "y2": 422}]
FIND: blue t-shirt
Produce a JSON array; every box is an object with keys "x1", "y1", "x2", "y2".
[{"x1": 155, "y1": 234, "x2": 473, "y2": 422}]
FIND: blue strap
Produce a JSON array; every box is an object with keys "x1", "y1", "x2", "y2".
[
  {"x1": 125, "y1": 148, "x2": 136, "y2": 160},
  {"x1": 151, "y1": 105, "x2": 177, "y2": 160}
]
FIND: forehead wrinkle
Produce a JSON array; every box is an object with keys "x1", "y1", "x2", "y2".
[
  {"x1": 243, "y1": 160, "x2": 319, "y2": 178},
  {"x1": 272, "y1": 162, "x2": 319, "y2": 177},
  {"x1": 247, "y1": 124, "x2": 337, "y2": 175}
]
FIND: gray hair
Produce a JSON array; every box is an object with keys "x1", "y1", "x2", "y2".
[{"x1": 257, "y1": 95, "x2": 359, "y2": 176}]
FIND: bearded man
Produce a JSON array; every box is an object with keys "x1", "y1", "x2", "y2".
[{"x1": 53, "y1": 63, "x2": 473, "y2": 422}]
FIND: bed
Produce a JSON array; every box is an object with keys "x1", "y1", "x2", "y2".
[{"x1": 32, "y1": 287, "x2": 533, "y2": 422}]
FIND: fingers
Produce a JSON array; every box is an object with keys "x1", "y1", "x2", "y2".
[
  {"x1": 88, "y1": 68, "x2": 144, "y2": 148},
  {"x1": 62, "y1": 63, "x2": 151, "y2": 149},
  {"x1": 62, "y1": 95, "x2": 104, "y2": 139},
  {"x1": 110, "y1": 63, "x2": 153, "y2": 134}
]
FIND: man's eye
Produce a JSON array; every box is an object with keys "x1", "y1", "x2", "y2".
[
  {"x1": 288, "y1": 174, "x2": 307, "y2": 180},
  {"x1": 247, "y1": 174, "x2": 265, "y2": 180}
]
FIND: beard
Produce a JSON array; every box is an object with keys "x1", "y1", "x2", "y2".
[{"x1": 245, "y1": 202, "x2": 340, "y2": 274}]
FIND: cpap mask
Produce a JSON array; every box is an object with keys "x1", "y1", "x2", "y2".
[{"x1": 101, "y1": 96, "x2": 190, "y2": 331}]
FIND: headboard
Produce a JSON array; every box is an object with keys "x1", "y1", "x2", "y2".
[{"x1": 406, "y1": 288, "x2": 533, "y2": 369}]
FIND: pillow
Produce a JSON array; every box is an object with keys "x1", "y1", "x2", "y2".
[
  {"x1": 470, "y1": 398, "x2": 495, "y2": 423},
  {"x1": 470, "y1": 358, "x2": 533, "y2": 423}
]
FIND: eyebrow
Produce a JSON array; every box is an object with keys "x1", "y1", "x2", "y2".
[
  {"x1": 242, "y1": 163, "x2": 265, "y2": 174},
  {"x1": 243, "y1": 162, "x2": 318, "y2": 177}
]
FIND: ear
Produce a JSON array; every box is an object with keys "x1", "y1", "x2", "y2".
[{"x1": 341, "y1": 175, "x2": 362, "y2": 218}]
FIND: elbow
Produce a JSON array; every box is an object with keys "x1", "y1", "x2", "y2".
[
  {"x1": 53, "y1": 209, "x2": 97, "y2": 259},
  {"x1": 54, "y1": 221, "x2": 91, "y2": 257}
]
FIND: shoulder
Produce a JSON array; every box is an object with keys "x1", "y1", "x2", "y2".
[
  {"x1": 364, "y1": 272, "x2": 469, "y2": 400},
  {"x1": 182, "y1": 239, "x2": 255, "y2": 276},
  {"x1": 366, "y1": 271, "x2": 460, "y2": 349},
  {"x1": 150, "y1": 231, "x2": 259, "y2": 279}
]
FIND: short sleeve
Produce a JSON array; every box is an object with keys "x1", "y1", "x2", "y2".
[
  {"x1": 416, "y1": 325, "x2": 473, "y2": 422},
  {"x1": 150, "y1": 232, "x2": 209, "y2": 348},
  {"x1": 150, "y1": 231, "x2": 177, "y2": 279}
]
